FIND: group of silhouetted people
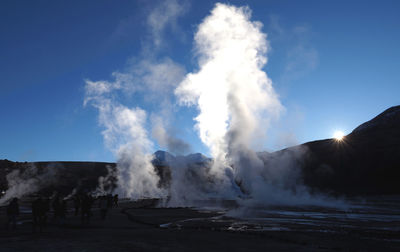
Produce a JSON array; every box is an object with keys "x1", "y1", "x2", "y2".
[
  {"x1": 98, "y1": 194, "x2": 118, "y2": 220},
  {"x1": 3, "y1": 193, "x2": 119, "y2": 232}
]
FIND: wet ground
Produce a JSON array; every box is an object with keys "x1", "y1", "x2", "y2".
[{"x1": 0, "y1": 196, "x2": 399, "y2": 251}]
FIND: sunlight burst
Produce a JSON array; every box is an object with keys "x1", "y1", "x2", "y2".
[{"x1": 333, "y1": 130, "x2": 345, "y2": 141}]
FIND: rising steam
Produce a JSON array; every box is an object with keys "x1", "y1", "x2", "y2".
[
  {"x1": 175, "y1": 3, "x2": 283, "y2": 194},
  {"x1": 84, "y1": 80, "x2": 166, "y2": 199},
  {"x1": 82, "y1": 2, "x2": 339, "y2": 208},
  {"x1": 0, "y1": 163, "x2": 62, "y2": 205},
  {"x1": 0, "y1": 3, "x2": 342, "y2": 209}
]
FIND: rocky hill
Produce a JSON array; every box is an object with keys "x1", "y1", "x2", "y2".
[{"x1": 300, "y1": 105, "x2": 400, "y2": 195}]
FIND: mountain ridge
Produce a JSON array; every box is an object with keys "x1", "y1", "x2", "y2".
[{"x1": 1, "y1": 105, "x2": 399, "y2": 196}]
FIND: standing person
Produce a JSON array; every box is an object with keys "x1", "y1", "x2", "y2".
[
  {"x1": 52, "y1": 195, "x2": 61, "y2": 224},
  {"x1": 6, "y1": 198, "x2": 19, "y2": 230},
  {"x1": 113, "y1": 194, "x2": 119, "y2": 207},
  {"x1": 43, "y1": 198, "x2": 50, "y2": 227},
  {"x1": 106, "y1": 194, "x2": 113, "y2": 209},
  {"x1": 59, "y1": 199, "x2": 67, "y2": 226},
  {"x1": 32, "y1": 197, "x2": 46, "y2": 232},
  {"x1": 99, "y1": 196, "x2": 108, "y2": 220},
  {"x1": 73, "y1": 195, "x2": 81, "y2": 216},
  {"x1": 81, "y1": 194, "x2": 93, "y2": 225}
]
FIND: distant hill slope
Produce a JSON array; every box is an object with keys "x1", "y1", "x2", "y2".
[
  {"x1": 1, "y1": 106, "x2": 399, "y2": 197},
  {"x1": 300, "y1": 105, "x2": 400, "y2": 195},
  {"x1": 0, "y1": 161, "x2": 116, "y2": 196},
  {"x1": 150, "y1": 106, "x2": 400, "y2": 195}
]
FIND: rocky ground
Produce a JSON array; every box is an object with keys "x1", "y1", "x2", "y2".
[{"x1": 0, "y1": 199, "x2": 399, "y2": 251}]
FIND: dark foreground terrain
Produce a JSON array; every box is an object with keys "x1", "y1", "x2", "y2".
[{"x1": 0, "y1": 197, "x2": 399, "y2": 251}]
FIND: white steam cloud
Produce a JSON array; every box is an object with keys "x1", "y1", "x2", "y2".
[
  {"x1": 0, "y1": 163, "x2": 61, "y2": 205},
  {"x1": 151, "y1": 115, "x2": 191, "y2": 155},
  {"x1": 147, "y1": 0, "x2": 188, "y2": 48},
  {"x1": 84, "y1": 0, "x2": 188, "y2": 198},
  {"x1": 175, "y1": 3, "x2": 283, "y2": 193},
  {"x1": 174, "y1": 3, "x2": 343, "y2": 208},
  {"x1": 83, "y1": 2, "x2": 340, "y2": 208},
  {"x1": 84, "y1": 77, "x2": 166, "y2": 199}
]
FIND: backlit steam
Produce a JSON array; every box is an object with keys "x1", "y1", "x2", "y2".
[
  {"x1": 0, "y1": 163, "x2": 62, "y2": 205},
  {"x1": 175, "y1": 3, "x2": 283, "y2": 194},
  {"x1": 83, "y1": 0, "x2": 188, "y2": 200},
  {"x1": 84, "y1": 83, "x2": 165, "y2": 199},
  {"x1": 82, "y1": 2, "x2": 340, "y2": 208}
]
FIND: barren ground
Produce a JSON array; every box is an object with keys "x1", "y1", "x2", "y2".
[{"x1": 0, "y1": 199, "x2": 399, "y2": 251}]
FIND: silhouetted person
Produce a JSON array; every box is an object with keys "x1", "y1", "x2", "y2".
[
  {"x1": 113, "y1": 194, "x2": 119, "y2": 207},
  {"x1": 59, "y1": 199, "x2": 67, "y2": 226},
  {"x1": 32, "y1": 197, "x2": 46, "y2": 232},
  {"x1": 52, "y1": 195, "x2": 67, "y2": 226},
  {"x1": 6, "y1": 198, "x2": 19, "y2": 230},
  {"x1": 52, "y1": 196, "x2": 61, "y2": 222},
  {"x1": 107, "y1": 194, "x2": 113, "y2": 208},
  {"x1": 81, "y1": 194, "x2": 93, "y2": 225},
  {"x1": 99, "y1": 196, "x2": 108, "y2": 220},
  {"x1": 73, "y1": 195, "x2": 81, "y2": 216},
  {"x1": 43, "y1": 198, "x2": 50, "y2": 227}
]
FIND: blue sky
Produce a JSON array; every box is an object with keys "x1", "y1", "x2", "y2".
[{"x1": 1, "y1": 0, "x2": 399, "y2": 162}]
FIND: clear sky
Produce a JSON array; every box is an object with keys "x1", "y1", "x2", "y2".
[{"x1": 1, "y1": 0, "x2": 399, "y2": 162}]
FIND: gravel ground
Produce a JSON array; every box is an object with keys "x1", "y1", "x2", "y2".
[{"x1": 0, "y1": 200, "x2": 399, "y2": 251}]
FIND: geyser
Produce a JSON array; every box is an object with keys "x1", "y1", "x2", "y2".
[
  {"x1": 175, "y1": 3, "x2": 283, "y2": 195},
  {"x1": 81, "y1": 2, "x2": 340, "y2": 208},
  {"x1": 84, "y1": 83, "x2": 165, "y2": 199}
]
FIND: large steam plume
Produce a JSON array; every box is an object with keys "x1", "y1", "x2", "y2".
[
  {"x1": 175, "y1": 3, "x2": 283, "y2": 194},
  {"x1": 83, "y1": 2, "x2": 341, "y2": 207}
]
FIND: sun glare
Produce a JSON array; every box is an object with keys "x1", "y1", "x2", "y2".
[{"x1": 333, "y1": 130, "x2": 345, "y2": 141}]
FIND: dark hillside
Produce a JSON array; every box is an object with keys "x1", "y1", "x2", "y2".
[
  {"x1": 0, "y1": 161, "x2": 116, "y2": 196},
  {"x1": 300, "y1": 106, "x2": 400, "y2": 195}
]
